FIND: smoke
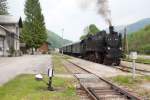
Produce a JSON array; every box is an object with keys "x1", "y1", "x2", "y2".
[
  {"x1": 97, "y1": 0, "x2": 112, "y2": 26},
  {"x1": 77, "y1": 0, "x2": 112, "y2": 26},
  {"x1": 77, "y1": 0, "x2": 94, "y2": 10}
]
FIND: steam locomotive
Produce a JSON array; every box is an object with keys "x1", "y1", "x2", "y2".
[{"x1": 60, "y1": 26, "x2": 123, "y2": 66}]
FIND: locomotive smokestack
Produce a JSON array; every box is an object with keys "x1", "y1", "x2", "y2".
[{"x1": 109, "y1": 26, "x2": 114, "y2": 33}]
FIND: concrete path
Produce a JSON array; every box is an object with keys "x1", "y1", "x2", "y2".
[{"x1": 0, "y1": 55, "x2": 51, "y2": 85}]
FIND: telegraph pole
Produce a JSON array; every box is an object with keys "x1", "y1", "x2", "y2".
[
  {"x1": 124, "y1": 27, "x2": 129, "y2": 56},
  {"x1": 61, "y1": 29, "x2": 64, "y2": 55}
]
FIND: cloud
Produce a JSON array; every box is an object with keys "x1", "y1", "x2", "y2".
[
  {"x1": 40, "y1": 0, "x2": 106, "y2": 41},
  {"x1": 8, "y1": 0, "x2": 150, "y2": 41}
]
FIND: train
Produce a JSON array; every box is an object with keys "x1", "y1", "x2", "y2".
[{"x1": 60, "y1": 26, "x2": 123, "y2": 66}]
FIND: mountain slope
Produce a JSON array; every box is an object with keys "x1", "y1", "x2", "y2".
[
  {"x1": 116, "y1": 18, "x2": 150, "y2": 34},
  {"x1": 126, "y1": 18, "x2": 150, "y2": 33},
  {"x1": 47, "y1": 30, "x2": 72, "y2": 48}
]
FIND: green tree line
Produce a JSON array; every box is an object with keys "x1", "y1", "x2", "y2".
[{"x1": 128, "y1": 25, "x2": 150, "y2": 54}]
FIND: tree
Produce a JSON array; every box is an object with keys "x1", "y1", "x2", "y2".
[
  {"x1": 88, "y1": 24, "x2": 100, "y2": 35},
  {"x1": 80, "y1": 34, "x2": 87, "y2": 40},
  {"x1": 21, "y1": 0, "x2": 47, "y2": 53},
  {"x1": 128, "y1": 25, "x2": 150, "y2": 54},
  {"x1": 0, "y1": 0, "x2": 8, "y2": 15},
  {"x1": 80, "y1": 24, "x2": 100, "y2": 40}
]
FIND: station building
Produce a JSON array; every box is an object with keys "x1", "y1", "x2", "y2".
[{"x1": 0, "y1": 15, "x2": 22, "y2": 56}]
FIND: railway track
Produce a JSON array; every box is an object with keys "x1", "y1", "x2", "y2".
[
  {"x1": 63, "y1": 60, "x2": 142, "y2": 100},
  {"x1": 65, "y1": 56, "x2": 150, "y2": 75},
  {"x1": 116, "y1": 64, "x2": 150, "y2": 75}
]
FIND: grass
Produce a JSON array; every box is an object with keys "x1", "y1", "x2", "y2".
[
  {"x1": 52, "y1": 54, "x2": 69, "y2": 74},
  {"x1": 62, "y1": 55, "x2": 72, "y2": 60},
  {"x1": 123, "y1": 57, "x2": 150, "y2": 64},
  {"x1": 0, "y1": 54, "x2": 79, "y2": 100},
  {"x1": 110, "y1": 75, "x2": 150, "y2": 98},
  {"x1": 0, "y1": 74, "x2": 79, "y2": 100},
  {"x1": 136, "y1": 57, "x2": 150, "y2": 64},
  {"x1": 111, "y1": 75, "x2": 150, "y2": 86}
]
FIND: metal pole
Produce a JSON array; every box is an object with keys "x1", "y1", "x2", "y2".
[
  {"x1": 47, "y1": 68, "x2": 53, "y2": 91},
  {"x1": 48, "y1": 77, "x2": 53, "y2": 91},
  {"x1": 132, "y1": 60, "x2": 136, "y2": 79}
]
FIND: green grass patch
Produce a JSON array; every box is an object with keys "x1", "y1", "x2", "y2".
[
  {"x1": 110, "y1": 75, "x2": 150, "y2": 97},
  {"x1": 111, "y1": 75, "x2": 150, "y2": 86},
  {"x1": 136, "y1": 57, "x2": 150, "y2": 64},
  {"x1": 123, "y1": 57, "x2": 150, "y2": 64},
  {"x1": 52, "y1": 54, "x2": 69, "y2": 74},
  {"x1": 0, "y1": 74, "x2": 79, "y2": 100},
  {"x1": 62, "y1": 55, "x2": 72, "y2": 60}
]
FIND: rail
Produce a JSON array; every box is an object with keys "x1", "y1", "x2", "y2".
[{"x1": 67, "y1": 60, "x2": 142, "y2": 100}]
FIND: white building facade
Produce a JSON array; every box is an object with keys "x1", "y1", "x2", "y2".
[{"x1": 0, "y1": 15, "x2": 22, "y2": 56}]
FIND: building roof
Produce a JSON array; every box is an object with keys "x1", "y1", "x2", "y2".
[{"x1": 0, "y1": 15, "x2": 23, "y2": 27}]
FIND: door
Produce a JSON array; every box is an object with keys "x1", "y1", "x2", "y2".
[{"x1": 0, "y1": 36, "x2": 4, "y2": 56}]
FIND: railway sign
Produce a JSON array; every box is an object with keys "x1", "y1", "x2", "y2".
[
  {"x1": 35, "y1": 68, "x2": 54, "y2": 91},
  {"x1": 130, "y1": 52, "x2": 137, "y2": 60},
  {"x1": 48, "y1": 68, "x2": 53, "y2": 77}
]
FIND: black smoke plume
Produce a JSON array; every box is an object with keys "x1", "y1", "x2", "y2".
[
  {"x1": 78, "y1": 0, "x2": 112, "y2": 26},
  {"x1": 97, "y1": 0, "x2": 112, "y2": 26}
]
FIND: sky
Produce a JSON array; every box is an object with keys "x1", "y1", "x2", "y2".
[{"x1": 8, "y1": 0, "x2": 150, "y2": 42}]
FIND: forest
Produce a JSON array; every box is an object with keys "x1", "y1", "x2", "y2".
[{"x1": 128, "y1": 25, "x2": 150, "y2": 54}]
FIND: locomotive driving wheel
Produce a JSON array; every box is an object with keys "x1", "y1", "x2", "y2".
[
  {"x1": 115, "y1": 58, "x2": 121, "y2": 66},
  {"x1": 90, "y1": 53, "x2": 96, "y2": 62},
  {"x1": 98, "y1": 53, "x2": 104, "y2": 64},
  {"x1": 104, "y1": 57, "x2": 113, "y2": 65}
]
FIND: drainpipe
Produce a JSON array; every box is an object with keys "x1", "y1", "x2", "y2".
[{"x1": 3, "y1": 37, "x2": 5, "y2": 57}]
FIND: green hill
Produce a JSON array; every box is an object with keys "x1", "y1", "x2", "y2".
[
  {"x1": 128, "y1": 25, "x2": 150, "y2": 54},
  {"x1": 47, "y1": 30, "x2": 72, "y2": 48}
]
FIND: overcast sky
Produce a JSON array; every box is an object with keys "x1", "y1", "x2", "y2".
[{"x1": 8, "y1": 0, "x2": 150, "y2": 41}]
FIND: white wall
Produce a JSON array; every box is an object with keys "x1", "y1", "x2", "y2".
[{"x1": 0, "y1": 28, "x2": 6, "y2": 36}]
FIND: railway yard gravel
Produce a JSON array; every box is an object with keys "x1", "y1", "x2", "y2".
[
  {"x1": 64, "y1": 57, "x2": 141, "y2": 100},
  {"x1": 68, "y1": 58, "x2": 130, "y2": 78},
  {"x1": 121, "y1": 61, "x2": 150, "y2": 71}
]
